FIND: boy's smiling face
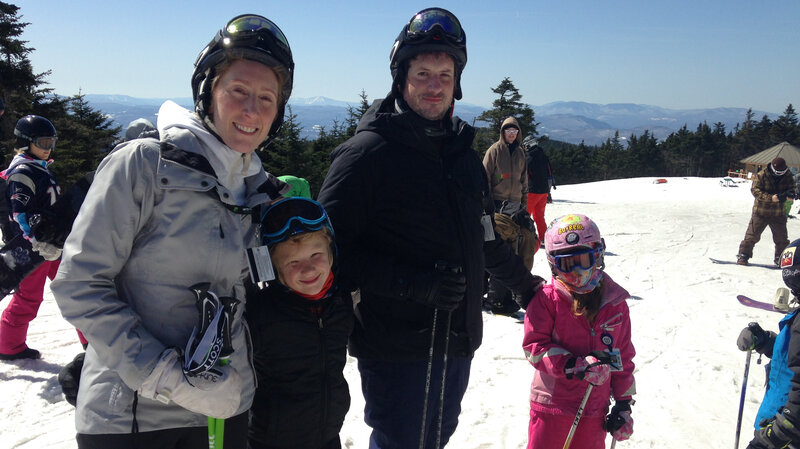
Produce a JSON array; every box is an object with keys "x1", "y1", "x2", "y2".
[{"x1": 272, "y1": 231, "x2": 332, "y2": 296}]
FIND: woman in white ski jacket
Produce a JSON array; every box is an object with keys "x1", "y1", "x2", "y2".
[{"x1": 51, "y1": 15, "x2": 294, "y2": 449}]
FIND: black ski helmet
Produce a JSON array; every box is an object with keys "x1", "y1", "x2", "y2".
[
  {"x1": 191, "y1": 14, "x2": 294, "y2": 145},
  {"x1": 14, "y1": 115, "x2": 57, "y2": 152},
  {"x1": 389, "y1": 7, "x2": 467, "y2": 101},
  {"x1": 780, "y1": 238, "x2": 800, "y2": 296}
]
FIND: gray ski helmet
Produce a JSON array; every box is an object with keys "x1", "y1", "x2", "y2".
[
  {"x1": 192, "y1": 14, "x2": 294, "y2": 142},
  {"x1": 781, "y1": 239, "x2": 800, "y2": 295},
  {"x1": 389, "y1": 7, "x2": 467, "y2": 100},
  {"x1": 14, "y1": 115, "x2": 57, "y2": 151}
]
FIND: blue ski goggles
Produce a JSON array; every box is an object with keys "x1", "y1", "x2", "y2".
[
  {"x1": 547, "y1": 245, "x2": 604, "y2": 273},
  {"x1": 405, "y1": 8, "x2": 465, "y2": 45},
  {"x1": 260, "y1": 197, "x2": 332, "y2": 246}
]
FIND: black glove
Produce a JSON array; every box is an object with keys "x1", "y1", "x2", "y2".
[
  {"x1": 778, "y1": 189, "x2": 796, "y2": 202},
  {"x1": 605, "y1": 399, "x2": 632, "y2": 433},
  {"x1": 737, "y1": 322, "x2": 769, "y2": 353},
  {"x1": 57, "y1": 352, "x2": 85, "y2": 406},
  {"x1": 29, "y1": 211, "x2": 73, "y2": 248},
  {"x1": 747, "y1": 412, "x2": 798, "y2": 449},
  {"x1": 511, "y1": 209, "x2": 535, "y2": 233},
  {"x1": 513, "y1": 274, "x2": 546, "y2": 310},
  {"x1": 397, "y1": 264, "x2": 466, "y2": 311}
]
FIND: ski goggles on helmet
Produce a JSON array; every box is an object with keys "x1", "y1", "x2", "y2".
[
  {"x1": 405, "y1": 8, "x2": 465, "y2": 45},
  {"x1": 547, "y1": 245, "x2": 604, "y2": 273},
  {"x1": 224, "y1": 14, "x2": 291, "y2": 56},
  {"x1": 197, "y1": 14, "x2": 294, "y2": 77},
  {"x1": 260, "y1": 197, "x2": 332, "y2": 246},
  {"x1": 32, "y1": 136, "x2": 57, "y2": 151}
]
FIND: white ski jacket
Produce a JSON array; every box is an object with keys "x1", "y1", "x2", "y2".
[{"x1": 52, "y1": 103, "x2": 285, "y2": 434}]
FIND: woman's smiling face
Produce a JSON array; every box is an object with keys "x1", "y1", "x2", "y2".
[{"x1": 209, "y1": 59, "x2": 279, "y2": 153}]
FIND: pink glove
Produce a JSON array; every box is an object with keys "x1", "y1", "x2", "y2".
[
  {"x1": 566, "y1": 355, "x2": 611, "y2": 385},
  {"x1": 611, "y1": 411, "x2": 633, "y2": 441}
]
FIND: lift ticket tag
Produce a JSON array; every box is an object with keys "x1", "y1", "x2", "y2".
[{"x1": 246, "y1": 245, "x2": 276, "y2": 283}]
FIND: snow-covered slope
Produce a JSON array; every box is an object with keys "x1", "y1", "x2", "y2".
[{"x1": 2, "y1": 176, "x2": 797, "y2": 448}]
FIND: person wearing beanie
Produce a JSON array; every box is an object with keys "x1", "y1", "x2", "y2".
[
  {"x1": 737, "y1": 157, "x2": 796, "y2": 266},
  {"x1": 123, "y1": 118, "x2": 157, "y2": 141},
  {"x1": 317, "y1": 8, "x2": 541, "y2": 448},
  {"x1": 277, "y1": 174, "x2": 312, "y2": 199}
]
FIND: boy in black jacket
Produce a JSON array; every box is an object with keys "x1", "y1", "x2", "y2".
[{"x1": 246, "y1": 197, "x2": 353, "y2": 449}]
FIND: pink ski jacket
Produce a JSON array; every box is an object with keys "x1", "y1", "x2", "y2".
[{"x1": 522, "y1": 273, "x2": 636, "y2": 418}]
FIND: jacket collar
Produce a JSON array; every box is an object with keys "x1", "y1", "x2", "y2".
[{"x1": 355, "y1": 93, "x2": 475, "y2": 159}]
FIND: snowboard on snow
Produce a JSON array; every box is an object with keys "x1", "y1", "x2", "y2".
[
  {"x1": 0, "y1": 234, "x2": 44, "y2": 298},
  {"x1": 709, "y1": 258, "x2": 780, "y2": 270},
  {"x1": 737, "y1": 294, "x2": 797, "y2": 314},
  {"x1": 0, "y1": 171, "x2": 94, "y2": 299}
]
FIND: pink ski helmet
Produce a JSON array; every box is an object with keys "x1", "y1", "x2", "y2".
[
  {"x1": 544, "y1": 214, "x2": 603, "y2": 254},
  {"x1": 544, "y1": 214, "x2": 605, "y2": 293}
]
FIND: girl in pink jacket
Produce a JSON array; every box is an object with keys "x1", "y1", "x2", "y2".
[{"x1": 523, "y1": 214, "x2": 636, "y2": 449}]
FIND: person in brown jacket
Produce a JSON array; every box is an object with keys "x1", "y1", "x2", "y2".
[
  {"x1": 737, "y1": 157, "x2": 796, "y2": 266},
  {"x1": 483, "y1": 116, "x2": 528, "y2": 211},
  {"x1": 482, "y1": 117, "x2": 530, "y2": 315}
]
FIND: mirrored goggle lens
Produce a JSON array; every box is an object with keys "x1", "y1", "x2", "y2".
[
  {"x1": 504, "y1": 128, "x2": 519, "y2": 134},
  {"x1": 549, "y1": 247, "x2": 601, "y2": 273},
  {"x1": 226, "y1": 14, "x2": 290, "y2": 49},
  {"x1": 407, "y1": 9, "x2": 464, "y2": 42},
  {"x1": 34, "y1": 136, "x2": 57, "y2": 151},
  {"x1": 261, "y1": 198, "x2": 327, "y2": 240}
]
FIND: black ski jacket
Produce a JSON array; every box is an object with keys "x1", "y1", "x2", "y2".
[
  {"x1": 317, "y1": 94, "x2": 533, "y2": 361},
  {"x1": 525, "y1": 145, "x2": 553, "y2": 194},
  {"x1": 246, "y1": 283, "x2": 353, "y2": 449}
]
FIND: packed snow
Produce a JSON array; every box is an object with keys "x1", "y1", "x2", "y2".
[{"x1": 2, "y1": 176, "x2": 797, "y2": 449}]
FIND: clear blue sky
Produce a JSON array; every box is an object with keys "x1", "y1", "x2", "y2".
[{"x1": 16, "y1": 0, "x2": 800, "y2": 114}]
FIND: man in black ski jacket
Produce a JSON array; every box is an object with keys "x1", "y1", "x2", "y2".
[
  {"x1": 317, "y1": 8, "x2": 540, "y2": 449},
  {"x1": 524, "y1": 136, "x2": 554, "y2": 243}
]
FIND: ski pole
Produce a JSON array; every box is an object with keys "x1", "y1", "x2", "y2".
[
  {"x1": 419, "y1": 308, "x2": 439, "y2": 449},
  {"x1": 434, "y1": 310, "x2": 453, "y2": 449},
  {"x1": 734, "y1": 350, "x2": 752, "y2": 449},
  {"x1": 610, "y1": 437, "x2": 617, "y2": 449},
  {"x1": 563, "y1": 383, "x2": 594, "y2": 449}
]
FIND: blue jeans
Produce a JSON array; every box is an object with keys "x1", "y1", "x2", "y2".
[{"x1": 358, "y1": 356, "x2": 471, "y2": 449}]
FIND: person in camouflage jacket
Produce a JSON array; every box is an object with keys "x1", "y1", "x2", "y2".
[{"x1": 737, "y1": 157, "x2": 796, "y2": 266}]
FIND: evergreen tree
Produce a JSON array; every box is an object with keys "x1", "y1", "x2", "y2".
[
  {"x1": 345, "y1": 90, "x2": 370, "y2": 136},
  {"x1": 0, "y1": 1, "x2": 53, "y2": 155},
  {"x1": 770, "y1": 104, "x2": 799, "y2": 145},
  {"x1": 49, "y1": 93, "x2": 120, "y2": 187},
  {"x1": 475, "y1": 78, "x2": 537, "y2": 153}
]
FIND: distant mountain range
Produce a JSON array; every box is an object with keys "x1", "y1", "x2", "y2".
[{"x1": 84, "y1": 94, "x2": 778, "y2": 146}]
